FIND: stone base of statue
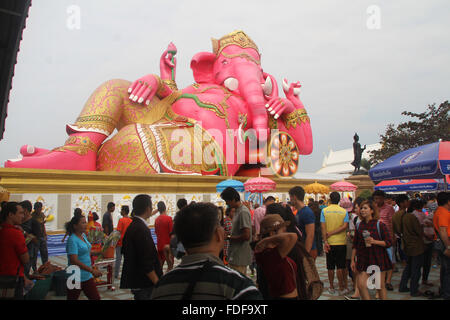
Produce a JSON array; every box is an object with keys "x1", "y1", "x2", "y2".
[{"x1": 352, "y1": 169, "x2": 368, "y2": 176}]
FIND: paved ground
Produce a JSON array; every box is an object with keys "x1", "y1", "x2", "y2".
[
  {"x1": 315, "y1": 254, "x2": 441, "y2": 300},
  {"x1": 42, "y1": 253, "x2": 443, "y2": 300}
]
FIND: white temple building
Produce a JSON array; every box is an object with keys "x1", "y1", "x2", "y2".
[{"x1": 316, "y1": 143, "x2": 381, "y2": 175}]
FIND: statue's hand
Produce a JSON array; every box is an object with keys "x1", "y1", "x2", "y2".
[
  {"x1": 128, "y1": 74, "x2": 159, "y2": 105},
  {"x1": 265, "y1": 96, "x2": 295, "y2": 120},
  {"x1": 160, "y1": 42, "x2": 177, "y2": 80},
  {"x1": 282, "y1": 78, "x2": 304, "y2": 108}
]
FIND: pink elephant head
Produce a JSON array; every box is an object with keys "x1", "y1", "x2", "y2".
[{"x1": 190, "y1": 31, "x2": 277, "y2": 142}]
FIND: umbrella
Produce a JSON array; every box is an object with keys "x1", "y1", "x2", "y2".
[
  {"x1": 304, "y1": 182, "x2": 330, "y2": 194},
  {"x1": 330, "y1": 181, "x2": 358, "y2": 192},
  {"x1": 369, "y1": 141, "x2": 450, "y2": 182},
  {"x1": 244, "y1": 177, "x2": 276, "y2": 193},
  {"x1": 374, "y1": 176, "x2": 450, "y2": 192},
  {"x1": 216, "y1": 179, "x2": 244, "y2": 192}
]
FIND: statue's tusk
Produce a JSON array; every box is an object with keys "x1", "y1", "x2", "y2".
[
  {"x1": 262, "y1": 76, "x2": 272, "y2": 96},
  {"x1": 282, "y1": 78, "x2": 289, "y2": 92},
  {"x1": 238, "y1": 123, "x2": 244, "y2": 144}
]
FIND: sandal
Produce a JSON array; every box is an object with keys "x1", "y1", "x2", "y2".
[{"x1": 385, "y1": 283, "x2": 394, "y2": 291}]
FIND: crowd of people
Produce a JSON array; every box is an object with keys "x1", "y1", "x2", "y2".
[{"x1": 0, "y1": 188, "x2": 449, "y2": 301}]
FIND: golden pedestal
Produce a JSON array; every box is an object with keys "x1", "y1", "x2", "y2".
[
  {"x1": 0, "y1": 168, "x2": 375, "y2": 232},
  {"x1": 0, "y1": 168, "x2": 342, "y2": 194},
  {"x1": 345, "y1": 175, "x2": 376, "y2": 197}
]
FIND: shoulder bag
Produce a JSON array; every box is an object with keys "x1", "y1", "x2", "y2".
[
  {"x1": 182, "y1": 260, "x2": 214, "y2": 300},
  {"x1": 433, "y1": 226, "x2": 446, "y2": 254},
  {"x1": 0, "y1": 267, "x2": 21, "y2": 300},
  {"x1": 376, "y1": 221, "x2": 393, "y2": 262}
]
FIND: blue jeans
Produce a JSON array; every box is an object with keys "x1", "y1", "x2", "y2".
[
  {"x1": 440, "y1": 253, "x2": 450, "y2": 300},
  {"x1": 114, "y1": 246, "x2": 122, "y2": 278},
  {"x1": 400, "y1": 253, "x2": 424, "y2": 295}
]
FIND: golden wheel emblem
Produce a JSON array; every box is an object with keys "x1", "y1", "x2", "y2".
[{"x1": 268, "y1": 131, "x2": 299, "y2": 178}]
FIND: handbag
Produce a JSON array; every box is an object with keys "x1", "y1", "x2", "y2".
[
  {"x1": 293, "y1": 241, "x2": 323, "y2": 300},
  {"x1": 433, "y1": 226, "x2": 446, "y2": 254},
  {"x1": 0, "y1": 267, "x2": 20, "y2": 300}
]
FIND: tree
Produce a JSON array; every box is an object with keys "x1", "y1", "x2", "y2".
[
  {"x1": 358, "y1": 189, "x2": 373, "y2": 200},
  {"x1": 369, "y1": 101, "x2": 450, "y2": 165},
  {"x1": 360, "y1": 158, "x2": 371, "y2": 171}
]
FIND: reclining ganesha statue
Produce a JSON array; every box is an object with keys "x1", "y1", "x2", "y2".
[{"x1": 6, "y1": 31, "x2": 313, "y2": 177}]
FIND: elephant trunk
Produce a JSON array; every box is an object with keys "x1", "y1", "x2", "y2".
[{"x1": 239, "y1": 77, "x2": 268, "y2": 142}]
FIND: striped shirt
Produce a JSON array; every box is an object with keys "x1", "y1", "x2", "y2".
[{"x1": 150, "y1": 253, "x2": 262, "y2": 300}]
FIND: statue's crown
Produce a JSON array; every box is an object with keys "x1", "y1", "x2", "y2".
[{"x1": 211, "y1": 30, "x2": 259, "y2": 56}]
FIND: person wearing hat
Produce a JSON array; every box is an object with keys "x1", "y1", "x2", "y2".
[{"x1": 255, "y1": 214, "x2": 299, "y2": 299}]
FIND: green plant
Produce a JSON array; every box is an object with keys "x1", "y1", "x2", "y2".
[
  {"x1": 86, "y1": 228, "x2": 105, "y2": 245},
  {"x1": 358, "y1": 189, "x2": 373, "y2": 200},
  {"x1": 96, "y1": 231, "x2": 121, "y2": 261}
]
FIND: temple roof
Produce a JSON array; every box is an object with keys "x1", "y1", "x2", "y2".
[
  {"x1": 316, "y1": 143, "x2": 381, "y2": 175},
  {"x1": 293, "y1": 171, "x2": 350, "y2": 181},
  {"x1": 0, "y1": 0, "x2": 32, "y2": 140}
]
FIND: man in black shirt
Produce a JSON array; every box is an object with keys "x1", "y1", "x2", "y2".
[
  {"x1": 20, "y1": 200, "x2": 40, "y2": 275},
  {"x1": 102, "y1": 202, "x2": 115, "y2": 236},
  {"x1": 120, "y1": 195, "x2": 162, "y2": 300}
]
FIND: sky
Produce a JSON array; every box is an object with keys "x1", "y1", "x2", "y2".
[{"x1": 1, "y1": 0, "x2": 449, "y2": 173}]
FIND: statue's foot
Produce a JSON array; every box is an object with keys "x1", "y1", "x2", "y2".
[
  {"x1": 20, "y1": 145, "x2": 50, "y2": 157},
  {"x1": 5, "y1": 149, "x2": 97, "y2": 171},
  {"x1": 5, "y1": 133, "x2": 105, "y2": 171}
]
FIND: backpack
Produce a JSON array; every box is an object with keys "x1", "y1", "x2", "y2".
[{"x1": 292, "y1": 241, "x2": 324, "y2": 300}]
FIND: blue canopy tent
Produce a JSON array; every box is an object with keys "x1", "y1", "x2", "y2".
[
  {"x1": 374, "y1": 177, "x2": 450, "y2": 192},
  {"x1": 369, "y1": 141, "x2": 449, "y2": 191},
  {"x1": 216, "y1": 179, "x2": 244, "y2": 193}
]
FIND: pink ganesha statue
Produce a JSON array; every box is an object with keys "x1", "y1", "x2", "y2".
[{"x1": 6, "y1": 31, "x2": 313, "y2": 177}]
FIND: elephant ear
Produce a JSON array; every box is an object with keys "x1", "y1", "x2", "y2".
[{"x1": 190, "y1": 52, "x2": 216, "y2": 83}]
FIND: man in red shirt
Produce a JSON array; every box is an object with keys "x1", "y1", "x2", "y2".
[
  {"x1": 0, "y1": 202, "x2": 30, "y2": 299},
  {"x1": 154, "y1": 201, "x2": 174, "y2": 272},
  {"x1": 114, "y1": 205, "x2": 132, "y2": 279},
  {"x1": 373, "y1": 190, "x2": 395, "y2": 291}
]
